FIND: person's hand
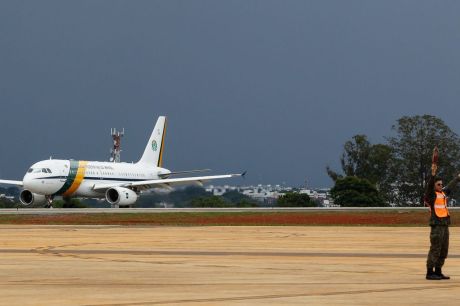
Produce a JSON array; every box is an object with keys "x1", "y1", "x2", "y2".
[
  {"x1": 432, "y1": 164, "x2": 438, "y2": 176},
  {"x1": 432, "y1": 146, "x2": 439, "y2": 164}
]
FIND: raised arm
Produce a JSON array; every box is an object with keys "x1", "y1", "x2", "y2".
[
  {"x1": 424, "y1": 147, "x2": 438, "y2": 203},
  {"x1": 425, "y1": 164, "x2": 436, "y2": 200},
  {"x1": 443, "y1": 173, "x2": 460, "y2": 196}
]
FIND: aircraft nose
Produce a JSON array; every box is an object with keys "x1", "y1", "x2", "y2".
[
  {"x1": 22, "y1": 174, "x2": 32, "y2": 189},
  {"x1": 22, "y1": 174, "x2": 39, "y2": 191}
]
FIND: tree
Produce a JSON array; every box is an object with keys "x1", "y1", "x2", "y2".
[
  {"x1": 0, "y1": 198, "x2": 17, "y2": 208},
  {"x1": 330, "y1": 176, "x2": 386, "y2": 207},
  {"x1": 52, "y1": 198, "x2": 87, "y2": 208},
  {"x1": 327, "y1": 135, "x2": 393, "y2": 201},
  {"x1": 235, "y1": 199, "x2": 258, "y2": 207},
  {"x1": 367, "y1": 143, "x2": 395, "y2": 202},
  {"x1": 340, "y1": 134, "x2": 373, "y2": 178},
  {"x1": 168, "y1": 186, "x2": 213, "y2": 207},
  {"x1": 328, "y1": 135, "x2": 392, "y2": 182},
  {"x1": 222, "y1": 190, "x2": 258, "y2": 206},
  {"x1": 387, "y1": 115, "x2": 460, "y2": 206},
  {"x1": 276, "y1": 192, "x2": 315, "y2": 207},
  {"x1": 191, "y1": 196, "x2": 230, "y2": 208}
]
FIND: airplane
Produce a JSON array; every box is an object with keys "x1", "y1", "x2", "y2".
[{"x1": 0, "y1": 116, "x2": 244, "y2": 207}]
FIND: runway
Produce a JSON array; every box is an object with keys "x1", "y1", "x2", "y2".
[{"x1": 0, "y1": 226, "x2": 459, "y2": 305}]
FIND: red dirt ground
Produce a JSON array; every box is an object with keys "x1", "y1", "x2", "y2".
[{"x1": 0, "y1": 210, "x2": 455, "y2": 226}]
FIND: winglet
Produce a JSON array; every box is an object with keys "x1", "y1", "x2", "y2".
[{"x1": 241, "y1": 171, "x2": 247, "y2": 178}]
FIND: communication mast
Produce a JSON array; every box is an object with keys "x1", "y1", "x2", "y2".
[{"x1": 110, "y1": 128, "x2": 124, "y2": 163}]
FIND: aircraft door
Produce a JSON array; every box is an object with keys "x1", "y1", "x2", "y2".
[
  {"x1": 60, "y1": 161, "x2": 69, "y2": 182},
  {"x1": 60, "y1": 169, "x2": 66, "y2": 182}
]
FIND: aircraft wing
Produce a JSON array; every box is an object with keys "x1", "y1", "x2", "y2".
[
  {"x1": 92, "y1": 173, "x2": 245, "y2": 192},
  {"x1": 0, "y1": 180, "x2": 23, "y2": 187}
]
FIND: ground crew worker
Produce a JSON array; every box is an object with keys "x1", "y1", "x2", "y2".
[{"x1": 425, "y1": 162, "x2": 460, "y2": 280}]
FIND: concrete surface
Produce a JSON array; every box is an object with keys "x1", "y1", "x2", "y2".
[{"x1": 0, "y1": 226, "x2": 459, "y2": 305}]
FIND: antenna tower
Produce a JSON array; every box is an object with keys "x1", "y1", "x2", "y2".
[{"x1": 110, "y1": 128, "x2": 124, "y2": 163}]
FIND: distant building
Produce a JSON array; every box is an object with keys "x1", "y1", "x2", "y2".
[
  {"x1": 206, "y1": 184, "x2": 337, "y2": 207},
  {"x1": 205, "y1": 185, "x2": 239, "y2": 196}
]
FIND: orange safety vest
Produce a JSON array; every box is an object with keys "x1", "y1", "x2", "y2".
[{"x1": 433, "y1": 191, "x2": 449, "y2": 218}]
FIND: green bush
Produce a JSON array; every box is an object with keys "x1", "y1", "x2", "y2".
[
  {"x1": 190, "y1": 196, "x2": 231, "y2": 208},
  {"x1": 330, "y1": 176, "x2": 386, "y2": 207},
  {"x1": 52, "y1": 199, "x2": 87, "y2": 208},
  {"x1": 276, "y1": 192, "x2": 315, "y2": 207}
]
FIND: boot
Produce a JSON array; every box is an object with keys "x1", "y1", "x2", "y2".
[
  {"x1": 435, "y1": 267, "x2": 450, "y2": 280},
  {"x1": 426, "y1": 268, "x2": 442, "y2": 280}
]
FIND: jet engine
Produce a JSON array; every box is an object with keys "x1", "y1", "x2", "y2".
[
  {"x1": 105, "y1": 187, "x2": 138, "y2": 206},
  {"x1": 19, "y1": 190, "x2": 47, "y2": 206}
]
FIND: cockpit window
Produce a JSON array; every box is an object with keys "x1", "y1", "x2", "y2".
[
  {"x1": 27, "y1": 168, "x2": 34, "y2": 173},
  {"x1": 32, "y1": 169, "x2": 42, "y2": 173},
  {"x1": 47, "y1": 168, "x2": 52, "y2": 173}
]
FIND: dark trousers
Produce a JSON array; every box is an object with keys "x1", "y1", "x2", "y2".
[{"x1": 426, "y1": 225, "x2": 449, "y2": 269}]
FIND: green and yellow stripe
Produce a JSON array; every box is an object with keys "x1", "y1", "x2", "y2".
[
  {"x1": 157, "y1": 118, "x2": 167, "y2": 167},
  {"x1": 55, "y1": 160, "x2": 87, "y2": 196},
  {"x1": 63, "y1": 161, "x2": 88, "y2": 196}
]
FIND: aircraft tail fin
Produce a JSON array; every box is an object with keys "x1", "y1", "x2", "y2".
[{"x1": 138, "y1": 116, "x2": 167, "y2": 167}]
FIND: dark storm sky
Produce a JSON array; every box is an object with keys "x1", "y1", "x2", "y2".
[{"x1": 1, "y1": 1, "x2": 460, "y2": 188}]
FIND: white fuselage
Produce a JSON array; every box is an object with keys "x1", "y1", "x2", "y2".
[
  {"x1": 23, "y1": 159, "x2": 170, "y2": 198},
  {"x1": 0, "y1": 116, "x2": 241, "y2": 207}
]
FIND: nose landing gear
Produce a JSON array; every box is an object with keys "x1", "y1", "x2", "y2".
[{"x1": 45, "y1": 195, "x2": 54, "y2": 208}]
